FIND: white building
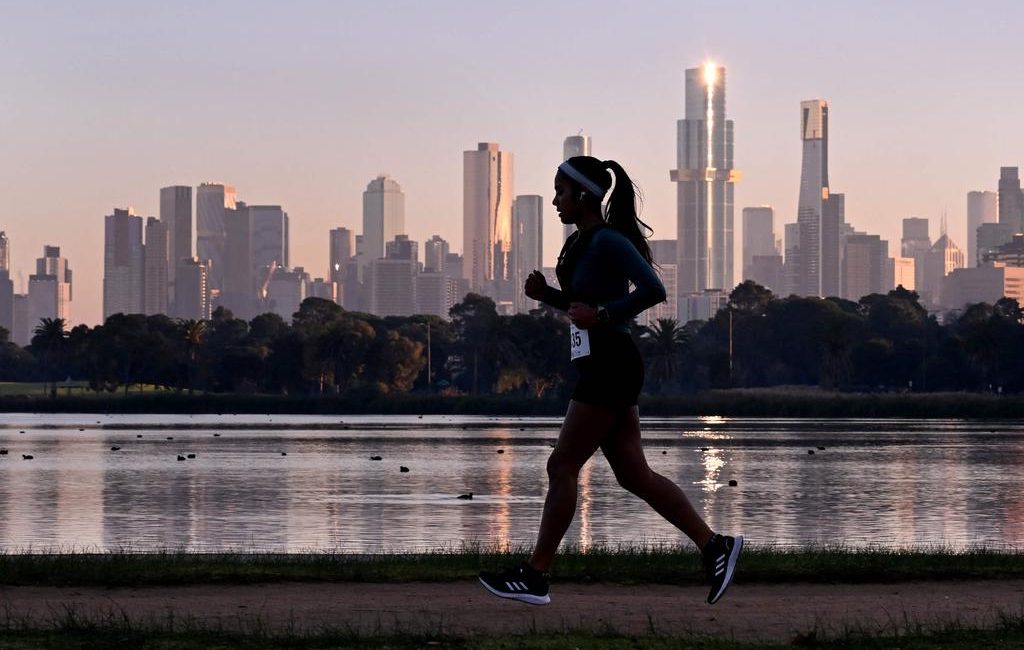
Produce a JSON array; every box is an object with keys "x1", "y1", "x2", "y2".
[{"x1": 360, "y1": 175, "x2": 404, "y2": 270}]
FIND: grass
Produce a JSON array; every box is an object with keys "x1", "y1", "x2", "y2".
[
  {"x1": 2, "y1": 544, "x2": 1023, "y2": 587},
  {"x1": 3, "y1": 607, "x2": 1024, "y2": 649}
]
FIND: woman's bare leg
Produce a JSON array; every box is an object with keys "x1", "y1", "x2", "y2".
[
  {"x1": 528, "y1": 400, "x2": 617, "y2": 572},
  {"x1": 601, "y1": 406, "x2": 714, "y2": 549}
]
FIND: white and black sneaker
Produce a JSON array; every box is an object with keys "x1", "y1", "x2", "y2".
[
  {"x1": 478, "y1": 561, "x2": 551, "y2": 605},
  {"x1": 703, "y1": 533, "x2": 743, "y2": 604}
]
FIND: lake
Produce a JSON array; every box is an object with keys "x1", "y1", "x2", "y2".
[{"x1": 1, "y1": 413, "x2": 1021, "y2": 552}]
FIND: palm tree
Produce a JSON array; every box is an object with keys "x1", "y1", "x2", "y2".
[
  {"x1": 639, "y1": 318, "x2": 688, "y2": 393},
  {"x1": 31, "y1": 318, "x2": 67, "y2": 398},
  {"x1": 179, "y1": 319, "x2": 207, "y2": 395}
]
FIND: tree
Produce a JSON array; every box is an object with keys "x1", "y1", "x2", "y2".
[
  {"x1": 639, "y1": 318, "x2": 688, "y2": 393},
  {"x1": 179, "y1": 319, "x2": 207, "y2": 394},
  {"x1": 30, "y1": 318, "x2": 67, "y2": 398},
  {"x1": 450, "y1": 294, "x2": 501, "y2": 393}
]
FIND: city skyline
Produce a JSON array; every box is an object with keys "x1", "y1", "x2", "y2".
[{"x1": 2, "y1": 2, "x2": 1023, "y2": 326}]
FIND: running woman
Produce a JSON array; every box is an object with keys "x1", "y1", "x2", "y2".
[{"x1": 478, "y1": 156, "x2": 742, "y2": 606}]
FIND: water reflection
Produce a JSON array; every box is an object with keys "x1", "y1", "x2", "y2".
[{"x1": 2, "y1": 415, "x2": 1024, "y2": 552}]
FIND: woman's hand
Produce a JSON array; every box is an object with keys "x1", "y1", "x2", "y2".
[
  {"x1": 524, "y1": 270, "x2": 548, "y2": 301},
  {"x1": 568, "y1": 302, "x2": 598, "y2": 329}
]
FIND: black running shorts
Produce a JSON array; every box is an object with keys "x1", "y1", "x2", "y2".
[{"x1": 570, "y1": 331, "x2": 644, "y2": 408}]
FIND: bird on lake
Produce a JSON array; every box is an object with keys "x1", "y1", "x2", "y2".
[
  {"x1": 281, "y1": 452, "x2": 287, "y2": 456},
  {"x1": 370, "y1": 455, "x2": 383, "y2": 461},
  {"x1": 110, "y1": 446, "x2": 121, "y2": 451},
  {"x1": 176, "y1": 455, "x2": 186, "y2": 461},
  {"x1": 166, "y1": 436, "x2": 174, "y2": 440},
  {"x1": 457, "y1": 492, "x2": 473, "y2": 500},
  {"x1": 0, "y1": 449, "x2": 8, "y2": 455},
  {"x1": 497, "y1": 449, "x2": 505, "y2": 454},
  {"x1": 213, "y1": 433, "x2": 221, "y2": 437},
  {"x1": 400, "y1": 466, "x2": 409, "y2": 472},
  {"x1": 22, "y1": 454, "x2": 33, "y2": 460},
  {"x1": 137, "y1": 434, "x2": 142, "y2": 438},
  {"x1": 187, "y1": 453, "x2": 196, "y2": 459}
]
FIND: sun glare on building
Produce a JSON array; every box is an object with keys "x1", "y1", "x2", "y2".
[{"x1": 703, "y1": 62, "x2": 717, "y2": 85}]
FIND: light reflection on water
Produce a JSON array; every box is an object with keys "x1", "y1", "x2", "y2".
[{"x1": 1, "y1": 414, "x2": 1023, "y2": 552}]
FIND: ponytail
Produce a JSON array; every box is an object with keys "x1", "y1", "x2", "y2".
[
  {"x1": 602, "y1": 160, "x2": 654, "y2": 266},
  {"x1": 560, "y1": 156, "x2": 655, "y2": 266}
]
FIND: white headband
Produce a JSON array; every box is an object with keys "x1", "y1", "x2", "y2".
[{"x1": 559, "y1": 161, "x2": 606, "y2": 199}]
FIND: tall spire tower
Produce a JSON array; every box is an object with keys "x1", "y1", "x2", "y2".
[{"x1": 672, "y1": 62, "x2": 740, "y2": 297}]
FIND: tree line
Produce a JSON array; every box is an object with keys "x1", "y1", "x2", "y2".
[{"x1": 1, "y1": 282, "x2": 1022, "y2": 398}]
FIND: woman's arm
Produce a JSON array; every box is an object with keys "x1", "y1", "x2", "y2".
[{"x1": 598, "y1": 232, "x2": 667, "y2": 322}]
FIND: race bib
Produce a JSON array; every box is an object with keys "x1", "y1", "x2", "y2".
[{"x1": 569, "y1": 323, "x2": 591, "y2": 360}]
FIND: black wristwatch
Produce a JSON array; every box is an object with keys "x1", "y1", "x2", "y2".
[{"x1": 596, "y1": 306, "x2": 610, "y2": 324}]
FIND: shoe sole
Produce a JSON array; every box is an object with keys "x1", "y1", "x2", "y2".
[
  {"x1": 707, "y1": 535, "x2": 743, "y2": 605},
  {"x1": 478, "y1": 577, "x2": 551, "y2": 605}
]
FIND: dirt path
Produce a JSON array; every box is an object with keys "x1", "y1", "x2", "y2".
[{"x1": 3, "y1": 580, "x2": 1024, "y2": 642}]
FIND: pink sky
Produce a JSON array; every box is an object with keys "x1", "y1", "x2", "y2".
[{"x1": 2, "y1": 1, "x2": 1022, "y2": 326}]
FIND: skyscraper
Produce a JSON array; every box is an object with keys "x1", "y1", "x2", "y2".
[
  {"x1": 998, "y1": 167, "x2": 1023, "y2": 232},
  {"x1": 901, "y1": 217, "x2": 931, "y2": 292},
  {"x1": 174, "y1": 258, "x2": 210, "y2": 321},
  {"x1": 361, "y1": 175, "x2": 404, "y2": 270},
  {"x1": 0, "y1": 231, "x2": 9, "y2": 272},
  {"x1": 921, "y1": 234, "x2": 965, "y2": 307},
  {"x1": 562, "y1": 133, "x2": 591, "y2": 241},
  {"x1": 742, "y1": 206, "x2": 775, "y2": 279},
  {"x1": 0, "y1": 232, "x2": 11, "y2": 337},
  {"x1": 29, "y1": 245, "x2": 72, "y2": 329},
  {"x1": 967, "y1": 190, "x2": 998, "y2": 267},
  {"x1": 423, "y1": 235, "x2": 449, "y2": 273},
  {"x1": 371, "y1": 236, "x2": 418, "y2": 317},
  {"x1": 103, "y1": 208, "x2": 144, "y2": 319},
  {"x1": 143, "y1": 217, "x2": 169, "y2": 315},
  {"x1": 463, "y1": 142, "x2": 514, "y2": 298},
  {"x1": 196, "y1": 182, "x2": 237, "y2": 295},
  {"x1": 672, "y1": 63, "x2": 739, "y2": 298},
  {"x1": 792, "y1": 99, "x2": 844, "y2": 297},
  {"x1": 512, "y1": 195, "x2": 543, "y2": 313},
  {"x1": 250, "y1": 205, "x2": 289, "y2": 285},
  {"x1": 329, "y1": 227, "x2": 353, "y2": 285},
  {"x1": 222, "y1": 202, "x2": 253, "y2": 318},
  {"x1": 160, "y1": 185, "x2": 192, "y2": 309},
  {"x1": 842, "y1": 233, "x2": 890, "y2": 301}
]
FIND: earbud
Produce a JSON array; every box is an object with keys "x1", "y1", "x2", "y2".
[{"x1": 579, "y1": 191, "x2": 588, "y2": 201}]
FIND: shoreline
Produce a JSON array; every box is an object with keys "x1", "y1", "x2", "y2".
[{"x1": 3, "y1": 388, "x2": 1024, "y2": 418}]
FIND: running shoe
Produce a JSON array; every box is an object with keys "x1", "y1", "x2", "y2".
[
  {"x1": 703, "y1": 533, "x2": 743, "y2": 604},
  {"x1": 478, "y1": 562, "x2": 551, "y2": 605}
]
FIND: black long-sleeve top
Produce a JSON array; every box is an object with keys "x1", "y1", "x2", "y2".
[{"x1": 541, "y1": 225, "x2": 667, "y2": 334}]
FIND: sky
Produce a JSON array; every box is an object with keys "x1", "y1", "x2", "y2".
[{"x1": 2, "y1": 1, "x2": 1023, "y2": 327}]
